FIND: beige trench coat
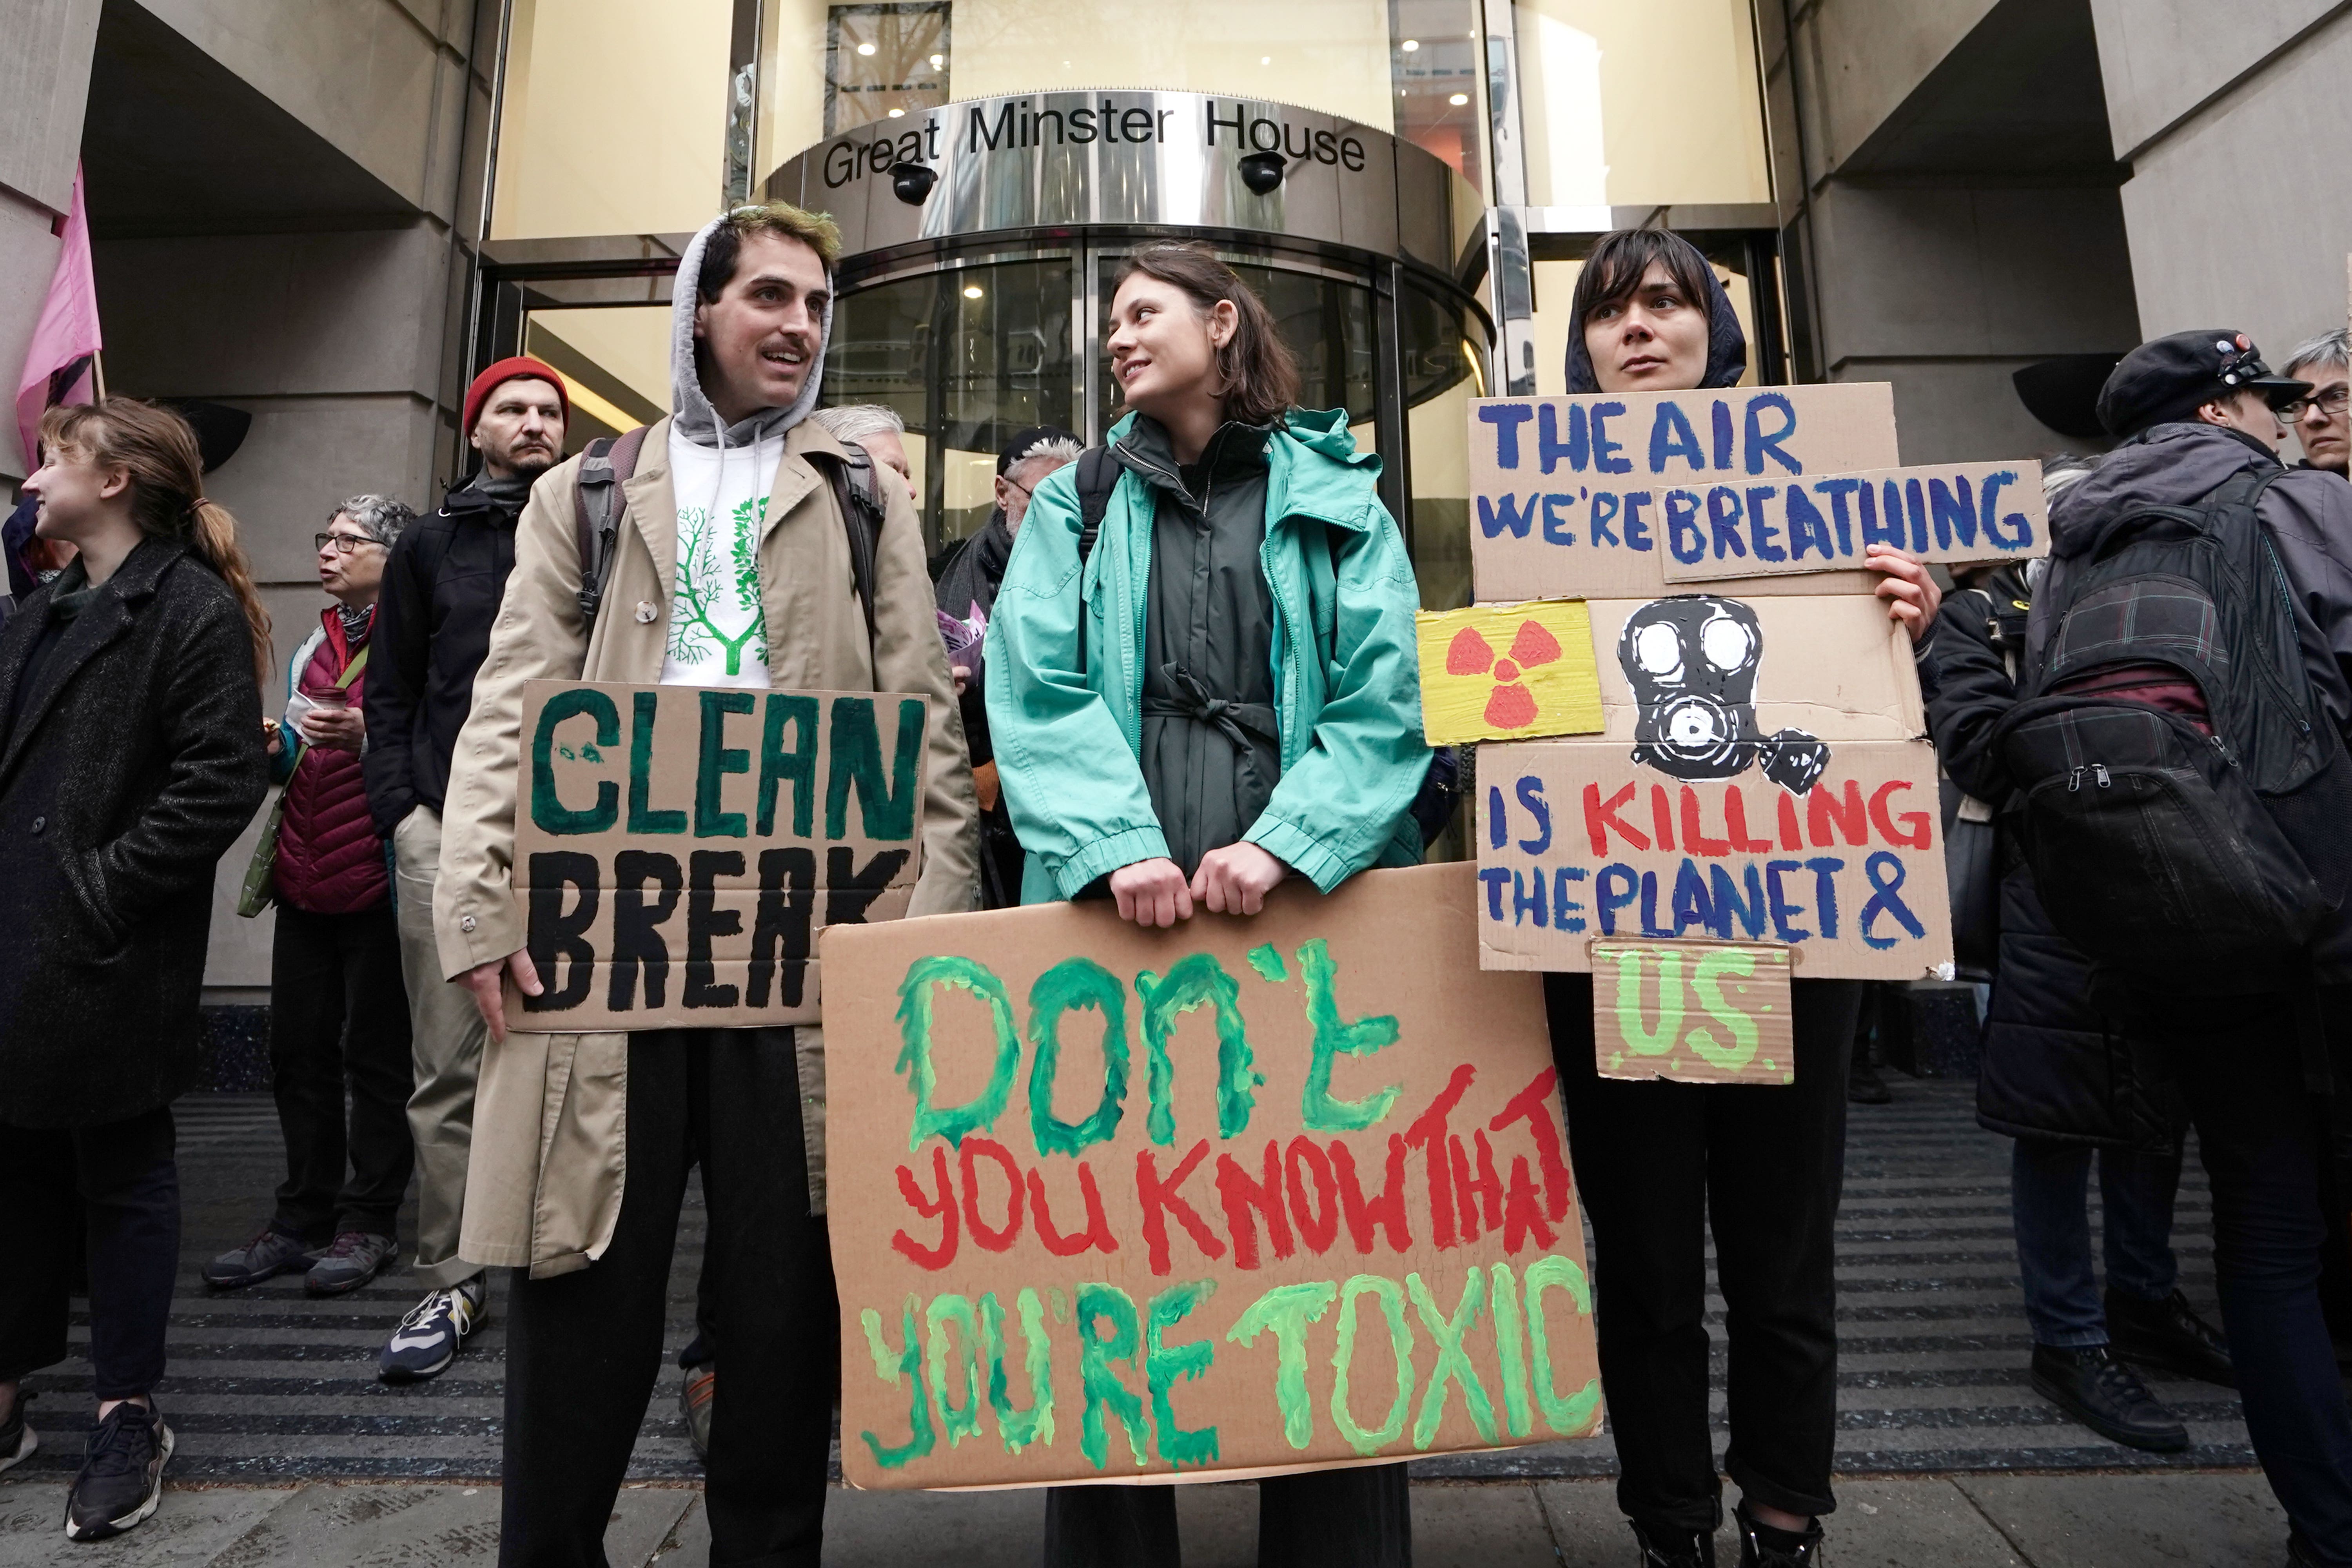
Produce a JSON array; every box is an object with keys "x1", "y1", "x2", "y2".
[{"x1": 433, "y1": 417, "x2": 978, "y2": 1278}]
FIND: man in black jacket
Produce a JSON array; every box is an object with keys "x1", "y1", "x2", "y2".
[{"x1": 359, "y1": 357, "x2": 566, "y2": 1382}]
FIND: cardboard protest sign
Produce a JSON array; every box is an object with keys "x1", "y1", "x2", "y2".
[
  {"x1": 1477, "y1": 737, "x2": 1953, "y2": 981},
  {"x1": 506, "y1": 680, "x2": 927, "y2": 1032},
  {"x1": 1468, "y1": 385, "x2": 1898, "y2": 601},
  {"x1": 1414, "y1": 599, "x2": 1604, "y2": 745},
  {"x1": 820, "y1": 862, "x2": 1601, "y2": 1490},
  {"x1": 1661, "y1": 461, "x2": 2048, "y2": 583},
  {"x1": 1590, "y1": 939, "x2": 1794, "y2": 1085}
]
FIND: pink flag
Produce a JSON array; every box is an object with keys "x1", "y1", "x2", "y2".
[{"x1": 15, "y1": 163, "x2": 102, "y2": 471}]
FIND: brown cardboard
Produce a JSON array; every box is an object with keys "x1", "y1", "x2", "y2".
[
  {"x1": 1468, "y1": 385, "x2": 1898, "y2": 601},
  {"x1": 1590, "y1": 939, "x2": 1795, "y2": 1085},
  {"x1": 819, "y1": 863, "x2": 1601, "y2": 1490},
  {"x1": 505, "y1": 680, "x2": 928, "y2": 1032},
  {"x1": 1475, "y1": 737, "x2": 1954, "y2": 982},
  {"x1": 1582, "y1": 596, "x2": 1923, "y2": 744},
  {"x1": 1659, "y1": 461, "x2": 2049, "y2": 583}
]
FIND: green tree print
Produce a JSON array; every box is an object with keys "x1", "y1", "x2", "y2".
[{"x1": 668, "y1": 495, "x2": 769, "y2": 674}]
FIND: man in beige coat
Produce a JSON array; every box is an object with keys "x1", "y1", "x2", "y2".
[{"x1": 432, "y1": 202, "x2": 976, "y2": 1566}]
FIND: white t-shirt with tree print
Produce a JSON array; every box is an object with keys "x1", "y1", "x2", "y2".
[{"x1": 660, "y1": 429, "x2": 779, "y2": 687}]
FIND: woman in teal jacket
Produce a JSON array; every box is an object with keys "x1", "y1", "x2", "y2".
[{"x1": 985, "y1": 243, "x2": 1426, "y2": 1566}]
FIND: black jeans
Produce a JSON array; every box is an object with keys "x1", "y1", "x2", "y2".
[
  {"x1": 500, "y1": 1029, "x2": 837, "y2": 1568},
  {"x1": 269, "y1": 901, "x2": 414, "y2": 1241},
  {"x1": 2158, "y1": 1016, "x2": 2352, "y2": 1564},
  {"x1": 0, "y1": 1106, "x2": 179, "y2": 1401},
  {"x1": 1548, "y1": 973, "x2": 1861, "y2": 1533},
  {"x1": 1042, "y1": 1463, "x2": 1411, "y2": 1567}
]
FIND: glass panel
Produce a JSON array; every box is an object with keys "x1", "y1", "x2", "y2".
[
  {"x1": 1399, "y1": 279, "x2": 1483, "y2": 611},
  {"x1": 1388, "y1": 0, "x2": 1484, "y2": 194},
  {"x1": 764, "y1": 0, "x2": 1399, "y2": 173},
  {"x1": 1527, "y1": 255, "x2": 1759, "y2": 395},
  {"x1": 1513, "y1": 0, "x2": 1770, "y2": 207},
  {"x1": 824, "y1": 258, "x2": 1076, "y2": 550},
  {"x1": 492, "y1": 0, "x2": 734, "y2": 240},
  {"x1": 826, "y1": 3, "x2": 953, "y2": 135},
  {"x1": 523, "y1": 305, "x2": 675, "y2": 454},
  {"x1": 1092, "y1": 260, "x2": 1378, "y2": 442}
]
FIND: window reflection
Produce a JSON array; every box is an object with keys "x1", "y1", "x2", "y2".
[{"x1": 826, "y1": 3, "x2": 952, "y2": 135}]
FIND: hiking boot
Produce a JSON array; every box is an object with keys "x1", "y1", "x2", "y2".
[
  {"x1": 201, "y1": 1227, "x2": 313, "y2": 1290},
  {"x1": 1735, "y1": 1505, "x2": 1822, "y2": 1567},
  {"x1": 0, "y1": 1389, "x2": 33, "y2": 1475},
  {"x1": 62, "y1": 1401, "x2": 172, "y2": 1542},
  {"x1": 2107, "y1": 1287, "x2": 2236, "y2": 1388},
  {"x1": 2030, "y1": 1343, "x2": 2189, "y2": 1452},
  {"x1": 305, "y1": 1232, "x2": 397, "y2": 1297},
  {"x1": 379, "y1": 1275, "x2": 486, "y2": 1383},
  {"x1": 1631, "y1": 1519, "x2": 1716, "y2": 1567},
  {"x1": 680, "y1": 1362, "x2": 717, "y2": 1462}
]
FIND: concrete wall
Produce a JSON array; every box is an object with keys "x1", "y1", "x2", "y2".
[
  {"x1": 1768, "y1": 0, "x2": 2138, "y2": 458},
  {"x1": 2089, "y1": 0, "x2": 2352, "y2": 361}
]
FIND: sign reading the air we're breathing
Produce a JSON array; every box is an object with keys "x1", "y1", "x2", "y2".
[
  {"x1": 1468, "y1": 387, "x2": 2045, "y2": 601},
  {"x1": 504, "y1": 680, "x2": 929, "y2": 1032}
]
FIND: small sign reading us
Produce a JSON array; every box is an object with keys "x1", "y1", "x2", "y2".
[{"x1": 1590, "y1": 939, "x2": 1795, "y2": 1085}]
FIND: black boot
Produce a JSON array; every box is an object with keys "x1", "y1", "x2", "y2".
[
  {"x1": 1631, "y1": 1519, "x2": 1715, "y2": 1567},
  {"x1": 2106, "y1": 1287, "x2": 2236, "y2": 1388},
  {"x1": 2029, "y1": 1343, "x2": 2189, "y2": 1452},
  {"x1": 1847, "y1": 1056, "x2": 1892, "y2": 1105},
  {"x1": 1734, "y1": 1504, "x2": 1821, "y2": 1567}
]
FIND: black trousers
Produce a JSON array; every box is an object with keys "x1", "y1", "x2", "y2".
[
  {"x1": 1041, "y1": 1463, "x2": 1412, "y2": 1567},
  {"x1": 0, "y1": 1106, "x2": 179, "y2": 1401},
  {"x1": 1548, "y1": 973, "x2": 1860, "y2": 1533},
  {"x1": 500, "y1": 1029, "x2": 837, "y2": 1568},
  {"x1": 269, "y1": 901, "x2": 414, "y2": 1241}
]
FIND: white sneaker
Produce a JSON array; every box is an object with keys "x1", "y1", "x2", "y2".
[{"x1": 378, "y1": 1276, "x2": 486, "y2": 1383}]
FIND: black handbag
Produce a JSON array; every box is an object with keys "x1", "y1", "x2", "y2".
[{"x1": 1941, "y1": 774, "x2": 1999, "y2": 980}]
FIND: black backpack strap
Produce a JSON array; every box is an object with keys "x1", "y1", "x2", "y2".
[
  {"x1": 809, "y1": 446, "x2": 884, "y2": 656},
  {"x1": 573, "y1": 424, "x2": 650, "y2": 626},
  {"x1": 1074, "y1": 445, "x2": 1119, "y2": 566}
]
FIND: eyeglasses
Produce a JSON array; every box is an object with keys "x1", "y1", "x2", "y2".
[
  {"x1": 314, "y1": 532, "x2": 382, "y2": 555},
  {"x1": 999, "y1": 474, "x2": 1034, "y2": 499},
  {"x1": 2274, "y1": 386, "x2": 2350, "y2": 420}
]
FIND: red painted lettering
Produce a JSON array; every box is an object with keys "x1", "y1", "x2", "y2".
[
  {"x1": 891, "y1": 1145, "x2": 958, "y2": 1270},
  {"x1": 1028, "y1": 1161, "x2": 1118, "y2": 1257},
  {"x1": 1777, "y1": 792, "x2": 1803, "y2": 851},
  {"x1": 1678, "y1": 786, "x2": 1731, "y2": 857},
  {"x1": 1489, "y1": 1068, "x2": 1573, "y2": 1224},
  {"x1": 960, "y1": 1137, "x2": 1026, "y2": 1252},
  {"x1": 1500, "y1": 1152, "x2": 1558, "y2": 1251},
  {"x1": 1215, "y1": 1140, "x2": 1295, "y2": 1270},
  {"x1": 1650, "y1": 784, "x2": 1676, "y2": 851},
  {"x1": 1583, "y1": 781, "x2": 1649, "y2": 855},
  {"x1": 1404, "y1": 1063, "x2": 1477, "y2": 1249},
  {"x1": 1869, "y1": 778, "x2": 1933, "y2": 848},
  {"x1": 1807, "y1": 778, "x2": 1867, "y2": 846},
  {"x1": 1722, "y1": 785, "x2": 1775, "y2": 852},
  {"x1": 1136, "y1": 1139, "x2": 1225, "y2": 1276},
  {"x1": 1333, "y1": 1135, "x2": 1413, "y2": 1254},
  {"x1": 1285, "y1": 1136, "x2": 1339, "y2": 1254}
]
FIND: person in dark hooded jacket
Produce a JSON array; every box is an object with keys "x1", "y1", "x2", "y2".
[
  {"x1": 1546, "y1": 229, "x2": 1940, "y2": 1568},
  {"x1": 1926, "y1": 457, "x2": 2232, "y2": 1460},
  {"x1": 1969, "y1": 331, "x2": 2352, "y2": 1568}
]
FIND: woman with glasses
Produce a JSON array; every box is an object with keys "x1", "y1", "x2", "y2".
[{"x1": 205, "y1": 495, "x2": 423, "y2": 1302}]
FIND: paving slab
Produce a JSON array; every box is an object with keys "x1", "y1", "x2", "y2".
[
  {"x1": 821, "y1": 1485, "x2": 1047, "y2": 1568},
  {"x1": 1816, "y1": 1478, "x2": 2024, "y2": 1567},
  {"x1": 0, "y1": 1478, "x2": 294, "y2": 1566},
  {"x1": 200, "y1": 1484, "x2": 506, "y2": 1565},
  {"x1": 1408, "y1": 1481, "x2": 1560, "y2": 1566},
  {"x1": 1956, "y1": 1472, "x2": 2290, "y2": 1568}
]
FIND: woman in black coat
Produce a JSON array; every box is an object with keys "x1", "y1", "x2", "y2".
[
  {"x1": 1925, "y1": 479, "x2": 2233, "y2": 1460},
  {"x1": 0, "y1": 399, "x2": 272, "y2": 1542}
]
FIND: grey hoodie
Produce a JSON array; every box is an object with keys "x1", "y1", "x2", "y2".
[
  {"x1": 2030, "y1": 420, "x2": 2352, "y2": 735},
  {"x1": 668, "y1": 213, "x2": 833, "y2": 450}
]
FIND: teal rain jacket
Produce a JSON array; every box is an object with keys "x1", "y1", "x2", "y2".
[{"x1": 984, "y1": 407, "x2": 1430, "y2": 905}]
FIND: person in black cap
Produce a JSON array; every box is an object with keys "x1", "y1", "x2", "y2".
[
  {"x1": 936, "y1": 425, "x2": 1082, "y2": 907},
  {"x1": 2007, "y1": 330, "x2": 2352, "y2": 1566}
]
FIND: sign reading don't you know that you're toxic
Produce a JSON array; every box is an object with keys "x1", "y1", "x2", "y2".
[
  {"x1": 820, "y1": 864, "x2": 1602, "y2": 1490},
  {"x1": 505, "y1": 680, "x2": 929, "y2": 1033}
]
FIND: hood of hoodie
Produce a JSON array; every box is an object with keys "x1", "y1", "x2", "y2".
[
  {"x1": 1564, "y1": 249, "x2": 1749, "y2": 394},
  {"x1": 2047, "y1": 421, "x2": 2281, "y2": 561},
  {"x1": 668, "y1": 214, "x2": 833, "y2": 451}
]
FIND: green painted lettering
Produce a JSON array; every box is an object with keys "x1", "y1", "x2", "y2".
[
  {"x1": 1027, "y1": 958, "x2": 1130, "y2": 1157},
  {"x1": 693, "y1": 690, "x2": 754, "y2": 838},
  {"x1": 925, "y1": 1294, "x2": 986, "y2": 1446},
  {"x1": 627, "y1": 690, "x2": 687, "y2": 834},
  {"x1": 1226, "y1": 1280, "x2": 1337, "y2": 1450},
  {"x1": 895, "y1": 957, "x2": 1022, "y2": 1150},
  {"x1": 980, "y1": 1288, "x2": 1056, "y2": 1454},
  {"x1": 825, "y1": 695, "x2": 924, "y2": 841},
  {"x1": 1407, "y1": 1267, "x2": 1496, "y2": 1448},
  {"x1": 530, "y1": 688, "x2": 620, "y2": 834},
  {"x1": 1297, "y1": 938, "x2": 1401, "y2": 1132},
  {"x1": 1136, "y1": 954, "x2": 1263, "y2": 1146},
  {"x1": 1612, "y1": 949, "x2": 1682, "y2": 1055},
  {"x1": 1245, "y1": 943, "x2": 1288, "y2": 983},
  {"x1": 1074, "y1": 1283, "x2": 1149, "y2": 1471},
  {"x1": 1329, "y1": 1274, "x2": 1414, "y2": 1457},
  {"x1": 857, "y1": 1297, "x2": 936, "y2": 1469},
  {"x1": 1687, "y1": 948, "x2": 1760, "y2": 1069},
  {"x1": 1525, "y1": 1255, "x2": 1601, "y2": 1435},
  {"x1": 1488, "y1": 1263, "x2": 1533, "y2": 1437},
  {"x1": 756, "y1": 693, "x2": 820, "y2": 836},
  {"x1": 1145, "y1": 1279, "x2": 1220, "y2": 1467}
]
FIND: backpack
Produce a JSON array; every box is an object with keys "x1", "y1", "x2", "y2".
[
  {"x1": 1990, "y1": 465, "x2": 2352, "y2": 992},
  {"x1": 1065, "y1": 445, "x2": 1461, "y2": 849},
  {"x1": 573, "y1": 425, "x2": 882, "y2": 650}
]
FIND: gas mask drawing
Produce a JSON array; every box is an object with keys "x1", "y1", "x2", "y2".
[{"x1": 1617, "y1": 596, "x2": 1829, "y2": 795}]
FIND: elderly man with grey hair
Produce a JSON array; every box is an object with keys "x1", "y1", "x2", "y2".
[
  {"x1": 2283, "y1": 329, "x2": 2350, "y2": 477},
  {"x1": 205, "y1": 492, "x2": 423, "y2": 1303},
  {"x1": 810, "y1": 401, "x2": 919, "y2": 505}
]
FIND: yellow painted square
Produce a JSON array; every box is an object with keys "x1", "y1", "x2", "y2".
[{"x1": 1415, "y1": 599, "x2": 1604, "y2": 745}]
